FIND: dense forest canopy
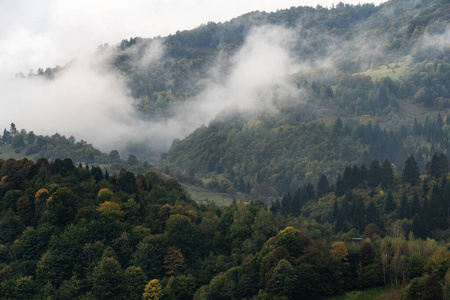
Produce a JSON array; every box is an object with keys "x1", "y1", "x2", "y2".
[
  {"x1": 108, "y1": 0, "x2": 448, "y2": 112},
  {"x1": 150, "y1": 0, "x2": 450, "y2": 197},
  {"x1": 0, "y1": 155, "x2": 449, "y2": 299},
  {"x1": 1, "y1": 0, "x2": 450, "y2": 298},
  {"x1": 6, "y1": 0, "x2": 450, "y2": 203}
]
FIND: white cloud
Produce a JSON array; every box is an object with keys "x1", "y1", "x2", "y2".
[
  {"x1": 203, "y1": 25, "x2": 302, "y2": 114},
  {"x1": 0, "y1": 0, "x2": 386, "y2": 156},
  {"x1": 0, "y1": 52, "x2": 137, "y2": 150},
  {"x1": 419, "y1": 24, "x2": 450, "y2": 51},
  {"x1": 0, "y1": 24, "x2": 305, "y2": 155},
  {"x1": 0, "y1": 0, "x2": 386, "y2": 73}
]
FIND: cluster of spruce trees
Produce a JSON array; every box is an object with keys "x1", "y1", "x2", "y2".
[{"x1": 275, "y1": 153, "x2": 449, "y2": 240}]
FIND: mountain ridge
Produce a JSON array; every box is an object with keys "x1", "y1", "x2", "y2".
[{"x1": 10, "y1": 0, "x2": 450, "y2": 197}]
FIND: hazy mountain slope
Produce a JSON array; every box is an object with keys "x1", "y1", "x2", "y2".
[
  {"x1": 18, "y1": 0, "x2": 449, "y2": 196},
  {"x1": 112, "y1": 0, "x2": 448, "y2": 110},
  {"x1": 0, "y1": 124, "x2": 151, "y2": 175},
  {"x1": 157, "y1": 0, "x2": 449, "y2": 196}
]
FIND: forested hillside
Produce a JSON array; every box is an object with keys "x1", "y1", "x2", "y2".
[
  {"x1": 1, "y1": 123, "x2": 109, "y2": 164},
  {"x1": 110, "y1": 0, "x2": 448, "y2": 114},
  {"x1": 0, "y1": 123, "x2": 151, "y2": 175},
  {"x1": 156, "y1": 0, "x2": 449, "y2": 197},
  {"x1": 25, "y1": 0, "x2": 450, "y2": 198},
  {"x1": 2, "y1": 0, "x2": 449, "y2": 298},
  {"x1": 0, "y1": 156, "x2": 449, "y2": 299}
]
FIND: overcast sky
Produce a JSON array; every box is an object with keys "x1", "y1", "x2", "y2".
[{"x1": 1, "y1": 0, "x2": 386, "y2": 74}]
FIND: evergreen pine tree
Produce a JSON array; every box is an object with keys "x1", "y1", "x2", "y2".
[
  {"x1": 351, "y1": 165, "x2": 362, "y2": 188},
  {"x1": 339, "y1": 193, "x2": 353, "y2": 232},
  {"x1": 334, "y1": 209, "x2": 344, "y2": 233},
  {"x1": 398, "y1": 193, "x2": 409, "y2": 219},
  {"x1": 384, "y1": 192, "x2": 396, "y2": 214},
  {"x1": 281, "y1": 193, "x2": 292, "y2": 217},
  {"x1": 332, "y1": 117, "x2": 343, "y2": 138},
  {"x1": 353, "y1": 196, "x2": 366, "y2": 233},
  {"x1": 291, "y1": 190, "x2": 302, "y2": 218},
  {"x1": 317, "y1": 174, "x2": 330, "y2": 198},
  {"x1": 410, "y1": 194, "x2": 420, "y2": 217},
  {"x1": 2, "y1": 129, "x2": 12, "y2": 144},
  {"x1": 381, "y1": 159, "x2": 394, "y2": 189},
  {"x1": 427, "y1": 152, "x2": 439, "y2": 176},
  {"x1": 331, "y1": 199, "x2": 338, "y2": 223},
  {"x1": 437, "y1": 153, "x2": 449, "y2": 177},
  {"x1": 335, "y1": 174, "x2": 346, "y2": 197},
  {"x1": 10, "y1": 123, "x2": 17, "y2": 136},
  {"x1": 416, "y1": 149, "x2": 424, "y2": 169},
  {"x1": 430, "y1": 183, "x2": 447, "y2": 230},
  {"x1": 343, "y1": 166, "x2": 353, "y2": 190},
  {"x1": 412, "y1": 215, "x2": 425, "y2": 239},
  {"x1": 360, "y1": 164, "x2": 368, "y2": 182},
  {"x1": 413, "y1": 199, "x2": 431, "y2": 238},
  {"x1": 422, "y1": 178, "x2": 430, "y2": 196},
  {"x1": 271, "y1": 198, "x2": 281, "y2": 214},
  {"x1": 366, "y1": 201, "x2": 383, "y2": 230},
  {"x1": 303, "y1": 183, "x2": 316, "y2": 202},
  {"x1": 403, "y1": 155, "x2": 420, "y2": 186},
  {"x1": 368, "y1": 159, "x2": 382, "y2": 188},
  {"x1": 425, "y1": 152, "x2": 449, "y2": 177}
]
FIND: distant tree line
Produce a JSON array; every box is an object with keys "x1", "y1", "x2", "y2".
[{"x1": 0, "y1": 123, "x2": 151, "y2": 174}]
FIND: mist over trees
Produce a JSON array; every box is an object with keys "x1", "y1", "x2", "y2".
[
  {"x1": 0, "y1": 123, "x2": 150, "y2": 175},
  {"x1": 8, "y1": 0, "x2": 448, "y2": 161},
  {"x1": 151, "y1": 0, "x2": 450, "y2": 198},
  {"x1": 1, "y1": 0, "x2": 449, "y2": 298}
]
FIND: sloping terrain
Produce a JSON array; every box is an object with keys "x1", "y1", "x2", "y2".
[{"x1": 153, "y1": 0, "x2": 450, "y2": 196}]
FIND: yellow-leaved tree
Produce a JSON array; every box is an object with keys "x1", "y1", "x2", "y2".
[
  {"x1": 34, "y1": 188, "x2": 49, "y2": 211},
  {"x1": 330, "y1": 241, "x2": 349, "y2": 266},
  {"x1": 97, "y1": 201, "x2": 123, "y2": 219},
  {"x1": 97, "y1": 188, "x2": 118, "y2": 203},
  {"x1": 142, "y1": 279, "x2": 162, "y2": 300}
]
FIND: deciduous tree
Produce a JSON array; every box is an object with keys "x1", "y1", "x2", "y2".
[{"x1": 143, "y1": 279, "x2": 162, "y2": 300}]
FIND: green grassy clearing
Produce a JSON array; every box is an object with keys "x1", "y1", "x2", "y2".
[
  {"x1": 361, "y1": 62, "x2": 406, "y2": 81},
  {"x1": 181, "y1": 183, "x2": 249, "y2": 206},
  {"x1": 0, "y1": 145, "x2": 37, "y2": 160},
  {"x1": 323, "y1": 285, "x2": 399, "y2": 300}
]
